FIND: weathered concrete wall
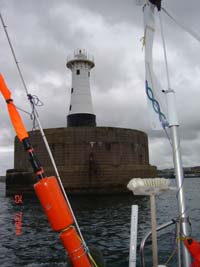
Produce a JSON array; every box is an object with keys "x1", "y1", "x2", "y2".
[{"x1": 12, "y1": 127, "x2": 156, "y2": 194}]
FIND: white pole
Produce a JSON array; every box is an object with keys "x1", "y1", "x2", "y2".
[
  {"x1": 129, "y1": 205, "x2": 138, "y2": 267},
  {"x1": 158, "y1": 12, "x2": 191, "y2": 267}
]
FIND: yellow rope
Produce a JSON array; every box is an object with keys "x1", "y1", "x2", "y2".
[
  {"x1": 176, "y1": 236, "x2": 190, "y2": 242},
  {"x1": 61, "y1": 226, "x2": 99, "y2": 267},
  {"x1": 61, "y1": 225, "x2": 73, "y2": 233},
  {"x1": 163, "y1": 247, "x2": 177, "y2": 266},
  {"x1": 163, "y1": 219, "x2": 191, "y2": 266},
  {"x1": 88, "y1": 252, "x2": 99, "y2": 267},
  {"x1": 76, "y1": 232, "x2": 99, "y2": 267}
]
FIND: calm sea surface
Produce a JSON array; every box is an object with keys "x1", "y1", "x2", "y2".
[{"x1": 0, "y1": 178, "x2": 200, "y2": 267}]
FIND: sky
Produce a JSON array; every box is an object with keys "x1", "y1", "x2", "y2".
[{"x1": 0, "y1": 0, "x2": 200, "y2": 175}]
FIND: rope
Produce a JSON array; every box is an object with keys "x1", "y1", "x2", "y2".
[
  {"x1": 76, "y1": 232, "x2": 99, "y2": 267},
  {"x1": 163, "y1": 216, "x2": 193, "y2": 266},
  {"x1": 164, "y1": 247, "x2": 177, "y2": 266},
  {"x1": 163, "y1": 219, "x2": 183, "y2": 266},
  {"x1": 28, "y1": 94, "x2": 44, "y2": 107},
  {"x1": 145, "y1": 80, "x2": 169, "y2": 128},
  {"x1": 27, "y1": 94, "x2": 43, "y2": 130},
  {"x1": 14, "y1": 105, "x2": 32, "y2": 117},
  {"x1": 88, "y1": 253, "x2": 99, "y2": 267}
]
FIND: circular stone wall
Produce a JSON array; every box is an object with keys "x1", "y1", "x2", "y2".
[{"x1": 14, "y1": 127, "x2": 156, "y2": 194}]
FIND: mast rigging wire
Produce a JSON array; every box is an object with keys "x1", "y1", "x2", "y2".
[
  {"x1": 0, "y1": 13, "x2": 29, "y2": 96},
  {"x1": 0, "y1": 12, "x2": 89, "y2": 252},
  {"x1": 162, "y1": 8, "x2": 200, "y2": 43}
]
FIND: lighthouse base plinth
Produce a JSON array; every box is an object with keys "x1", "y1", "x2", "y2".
[{"x1": 9, "y1": 127, "x2": 157, "y2": 196}]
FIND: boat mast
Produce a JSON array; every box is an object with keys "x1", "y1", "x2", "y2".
[
  {"x1": 158, "y1": 9, "x2": 191, "y2": 267},
  {"x1": 165, "y1": 94, "x2": 191, "y2": 267}
]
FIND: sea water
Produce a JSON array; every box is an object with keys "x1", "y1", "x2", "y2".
[{"x1": 0, "y1": 178, "x2": 200, "y2": 267}]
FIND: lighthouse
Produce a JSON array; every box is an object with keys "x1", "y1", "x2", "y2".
[
  {"x1": 9, "y1": 49, "x2": 156, "y2": 196},
  {"x1": 66, "y1": 49, "x2": 96, "y2": 127}
]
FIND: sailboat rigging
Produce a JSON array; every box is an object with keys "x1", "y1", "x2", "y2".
[
  {"x1": 0, "y1": 0, "x2": 200, "y2": 266},
  {"x1": 133, "y1": 0, "x2": 200, "y2": 266}
]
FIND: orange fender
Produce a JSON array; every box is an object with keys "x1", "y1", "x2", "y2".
[
  {"x1": 34, "y1": 176, "x2": 74, "y2": 231},
  {"x1": 61, "y1": 227, "x2": 91, "y2": 267},
  {"x1": 184, "y1": 238, "x2": 200, "y2": 267}
]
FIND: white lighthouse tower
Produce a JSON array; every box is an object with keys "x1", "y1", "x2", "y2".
[{"x1": 66, "y1": 49, "x2": 96, "y2": 127}]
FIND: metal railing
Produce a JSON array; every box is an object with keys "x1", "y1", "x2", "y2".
[
  {"x1": 67, "y1": 48, "x2": 94, "y2": 64},
  {"x1": 140, "y1": 219, "x2": 176, "y2": 267}
]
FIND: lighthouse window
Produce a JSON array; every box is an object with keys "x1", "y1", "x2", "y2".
[
  {"x1": 69, "y1": 105, "x2": 72, "y2": 111},
  {"x1": 71, "y1": 88, "x2": 73, "y2": 93},
  {"x1": 76, "y1": 69, "x2": 80, "y2": 75},
  {"x1": 88, "y1": 72, "x2": 90, "y2": 77}
]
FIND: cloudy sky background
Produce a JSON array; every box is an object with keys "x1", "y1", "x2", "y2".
[{"x1": 0, "y1": 0, "x2": 200, "y2": 175}]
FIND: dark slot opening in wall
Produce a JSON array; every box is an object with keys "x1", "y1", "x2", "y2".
[
  {"x1": 71, "y1": 88, "x2": 74, "y2": 93},
  {"x1": 76, "y1": 69, "x2": 80, "y2": 75},
  {"x1": 69, "y1": 105, "x2": 72, "y2": 111},
  {"x1": 105, "y1": 142, "x2": 111, "y2": 151}
]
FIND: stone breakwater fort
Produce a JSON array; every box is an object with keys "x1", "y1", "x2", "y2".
[{"x1": 6, "y1": 49, "x2": 156, "y2": 195}]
